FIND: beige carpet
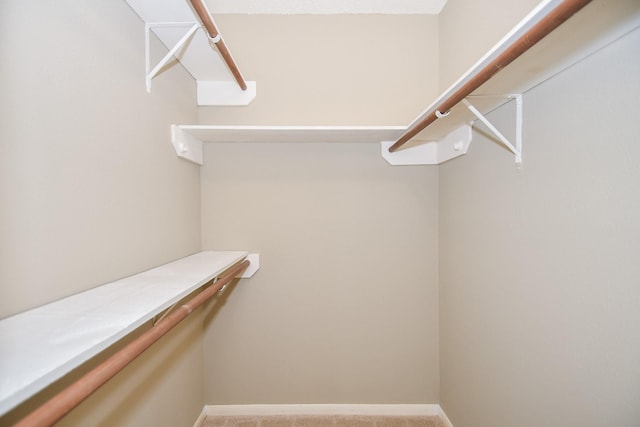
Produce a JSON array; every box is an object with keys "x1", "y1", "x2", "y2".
[{"x1": 200, "y1": 414, "x2": 445, "y2": 427}]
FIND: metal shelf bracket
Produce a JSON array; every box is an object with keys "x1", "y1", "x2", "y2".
[{"x1": 464, "y1": 94, "x2": 523, "y2": 168}]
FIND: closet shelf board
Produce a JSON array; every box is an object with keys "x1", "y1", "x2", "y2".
[{"x1": 0, "y1": 251, "x2": 247, "y2": 415}]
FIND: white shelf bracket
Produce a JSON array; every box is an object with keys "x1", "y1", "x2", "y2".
[
  {"x1": 381, "y1": 124, "x2": 472, "y2": 165},
  {"x1": 463, "y1": 94, "x2": 523, "y2": 168},
  {"x1": 145, "y1": 22, "x2": 200, "y2": 93},
  {"x1": 197, "y1": 80, "x2": 257, "y2": 106},
  {"x1": 219, "y1": 253, "x2": 260, "y2": 294},
  {"x1": 237, "y1": 254, "x2": 260, "y2": 278},
  {"x1": 171, "y1": 124, "x2": 203, "y2": 165}
]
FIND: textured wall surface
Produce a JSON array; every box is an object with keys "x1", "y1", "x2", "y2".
[
  {"x1": 198, "y1": 15, "x2": 439, "y2": 127},
  {"x1": 0, "y1": 1, "x2": 203, "y2": 425},
  {"x1": 201, "y1": 142, "x2": 440, "y2": 404},
  {"x1": 438, "y1": 0, "x2": 539, "y2": 91},
  {"x1": 198, "y1": 15, "x2": 441, "y2": 404},
  {"x1": 439, "y1": 28, "x2": 640, "y2": 427}
]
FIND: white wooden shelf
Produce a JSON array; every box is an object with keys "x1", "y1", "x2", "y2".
[
  {"x1": 179, "y1": 125, "x2": 406, "y2": 143},
  {"x1": 170, "y1": 125, "x2": 408, "y2": 165},
  {"x1": 0, "y1": 251, "x2": 252, "y2": 415}
]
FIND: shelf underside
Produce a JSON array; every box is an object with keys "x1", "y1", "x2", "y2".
[{"x1": 178, "y1": 126, "x2": 407, "y2": 144}]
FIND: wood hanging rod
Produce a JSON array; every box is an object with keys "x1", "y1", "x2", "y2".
[
  {"x1": 388, "y1": 0, "x2": 592, "y2": 153},
  {"x1": 188, "y1": 0, "x2": 248, "y2": 91},
  {"x1": 15, "y1": 259, "x2": 251, "y2": 427}
]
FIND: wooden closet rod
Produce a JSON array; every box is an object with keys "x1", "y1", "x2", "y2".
[
  {"x1": 15, "y1": 259, "x2": 251, "y2": 427},
  {"x1": 388, "y1": 0, "x2": 591, "y2": 153},
  {"x1": 188, "y1": 0, "x2": 248, "y2": 91}
]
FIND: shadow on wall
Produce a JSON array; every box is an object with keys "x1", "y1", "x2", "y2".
[{"x1": 203, "y1": 278, "x2": 243, "y2": 327}]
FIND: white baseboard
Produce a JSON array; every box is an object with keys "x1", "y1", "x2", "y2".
[
  {"x1": 439, "y1": 406, "x2": 454, "y2": 427},
  {"x1": 192, "y1": 408, "x2": 207, "y2": 427},
  {"x1": 195, "y1": 404, "x2": 452, "y2": 425}
]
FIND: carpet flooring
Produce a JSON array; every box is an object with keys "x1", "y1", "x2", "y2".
[{"x1": 200, "y1": 414, "x2": 445, "y2": 427}]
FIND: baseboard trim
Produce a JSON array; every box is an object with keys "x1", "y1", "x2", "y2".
[
  {"x1": 192, "y1": 408, "x2": 207, "y2": 427},
  {"x1": 439, "y1": 406, "x2": 454, "y2": 427},
  {"x1": 202, "y1": 404, "x2": 441, "y2": 417},
  {"x1": 195, "y1": 403, "x2": 456, "y2": 426}
]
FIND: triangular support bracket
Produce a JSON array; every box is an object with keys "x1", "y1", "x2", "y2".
[
  {"x1": 145, "y1": 22, "x2": 200, "y2": 93},
  {"x1": 380, "y1": 124, "x2": 473, "y2": 165},
  {"x1": 464, "y1": 94, "x2": 523, "y2": 168}
]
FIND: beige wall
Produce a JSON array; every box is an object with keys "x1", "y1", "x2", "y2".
[
  {"x1": 0, "y1": 0, "x2": 203, "y2": 425},
  {"x1": 438, "y1": 0, "x2": 539, "y2": 91},
  {"x1": 439, "y1": 28, "x2": 640, "y2": 427},
  {"x1": 198, "y1": 14, "x2": 441, "y2": 405},
  {"x1": 201, "y1": 142, "x2": 439, "y2": 404},
  {"x1": 199, "y1": 15, "x2": 439, "y2": 126}
]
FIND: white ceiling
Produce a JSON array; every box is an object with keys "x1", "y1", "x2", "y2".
[{"x1": 205, "y1": 0, "x2": 448, "y2": 15}]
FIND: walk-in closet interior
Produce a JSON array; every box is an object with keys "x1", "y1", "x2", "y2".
[{"x1": 1, "y1": 0, "x2": 639, "y2": 426}]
